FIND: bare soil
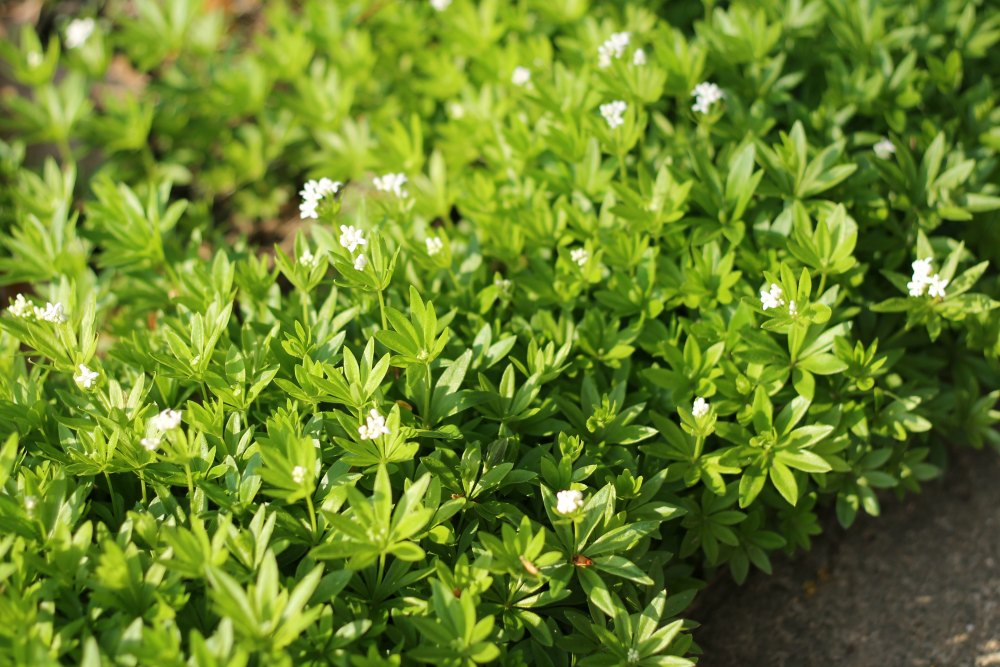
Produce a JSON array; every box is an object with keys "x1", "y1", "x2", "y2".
[{"x1": 693, "y1": 445, "x2": 1000, "y2": 667}]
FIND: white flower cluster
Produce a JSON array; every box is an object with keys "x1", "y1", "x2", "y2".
[
  {"x1": 291, "y1": 465, "x2": 307, "y2": 484},
  {"x1": 65, "y1": 18, "x2": 95, "y2": 49},
  {"x1": 358, "y1": 408, "x2": 391, "y2": 440},
  {"x1": 299, "y1": 178, "x2": 341, "y2": 220},
  {"x1": 760, "y1": 283, "x2": 785, "y2": 311},
  {"x1": 627, "y1": 648, "x2": 641, "y2": 664},
  {"x1": 555, "y1": 489, "x2": 584, "y2": 515},
  {"x1": 151, "y1": 408, "x2": 183, "y2": 431},
  {"x1": 299, "y1": 249, "x2": 318, "y2": 267},
  {"x1": 600, "y1": 100, "x2": 627, "y2": 129},
  {"x1": 142, "y1": 408, "x2": 183, "y2": 450},
  {"x1": 430, "y1": 0, "x2": 451, "y2": 10},
  {"x1": 691, "y1": 81, "x2": 724, "y2": 114},
  {"x1": 426, "y1": 237, "x2": 444, "y2": 256},
  {"x1": 598, "y1": 32, "x2": 630, "y2": 68},
  {"x1": 907, "y1": 258, "x2": 948, "y2": 298},
  {"x1": 632, "y1": 48, "x2": 647, "y2": 66},
  {"x1": 873, "y1": 138, "x2": 896, "y2": 160},
  {"x1": 339, "y1": 224, "x2": 369, "y2": 270},
  {"x1": 8, "y1": 294, "x2": 33, "y2": 318},
  {"x1": 511, "y1": 66, "x2": 531, "y2": 86},
  {"x1": 692, "y1": 397, "x2": 710, "y2": 418},
  {"x1": 373, "y1": 173, "x2": 408, "y2": 198},
  {"x1": 74, "y1": 364, "x2": 99, "y2": 390},
  {"x1": 570, "y1": 247, "x2": 589, "y2": 267},
  {"x1": 36, "y1": 302, "x2": 67, "y2": 323}
]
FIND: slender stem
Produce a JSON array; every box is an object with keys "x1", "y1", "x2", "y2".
[
  {"x1": 423, "y1": 362, "x2": 433, "y2": 427},
  {"x1": 376, "y1": 290, "x2": 388, "y2": 329},
  {"x1": 103, "y1": 471, "x2": 115, "y2": 514},
  {"x1": 184, "y1": 463, "x2": 195, "y2": 506},
  {"x1": 140, "y1": 476, "x2": 148, "y2": 505},
  {"x1": 375, "y1": 553, "x2": 386, "y2": 599},
  {"x1": 305, "y1": 493, "x2": 318, "y2": 538},
  {"x1": 300, "y1": 291, "x2": 310, "y2": 326},
  {"x1": 817, "y1": 272, "x2": 828, "y2": 297}
]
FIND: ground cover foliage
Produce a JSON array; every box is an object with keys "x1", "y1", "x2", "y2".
[{"x1": 1, "y1": 0, "x2": 999, "y2": 664}]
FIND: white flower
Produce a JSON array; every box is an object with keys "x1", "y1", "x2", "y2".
[
  {"x1": 912, "y1": 258, "x2": 933, "y2": 279},
  {"x1": 74, "y1": 364, "x2": 99, "y2": 389},
  {"x1": 426, "y1": 237, "x2": 444, "y2": 256},
  {"x1": 34, "y1": 302, "x2": 66, "y2": 323},
  {"x1": 430, "y1": 0, "x2": 451, "y2": 10},
  {"x1": 448, "y1": 102, "x2": 465, "y2": 119},
  {"x1": 140, "y1": 436, "x2": 161, "y2": 451},
  {"x1": 24, "y1": 496, "x2": 37, "y2": 512},
  {"x1": 907, "y1": 258, "x2": 943, "y2": 297},
  {"x1": 927, "y1": 274, "x2": 948, "y2": 299},
  {"x1": 570, "y1": 247, "x2": 589, "y2": 267},
  {"x1": 691, "y1": 81, "x2": 724, "y2": 114},
  {"x1": 788, "y1": 300, "x2": 798, "y2": 316},
  {"x1": 600, "y1": 100, "x2": 627, "y2": 129},
  {"x1": 299, "y1": 249, "x2": 317, "y2": 267},
  {"x1": 760, "y1": 283, "x2": 785, "y2": 311},
  {"x1": 597, "y1": 32, "x2": 630, "y2": 68},
  {"x1": 626, "y1": 648, "x2": 641, "y2": 664},
  {"x1": 373, "y1": 173, "x2": 408, "y2": 198},
  {"x1": 692, "y1": 397, "x2": 710, "y2": 418},
  {"x1": 299, "y1": 177, "x2": 341, "y2": 220},
  {"x1": 339, "y1": 225, "x2": 367, "y2": 253},
  {"x1": 150, "y1": 409, "x2": 182, "y2": 431},
  {"x1": 291, "y1": 465, "x2": 307, "y2": 484},
  {"x1": 632, "y1": 48, "x2": 646, "y2": 66},
  {"x1": 555, "y1": 489, "x2": 585, "y2": 515},
  {"x1": 8, "y1": 294, "x2": 33, "y2": 318},
  {"x1": 512, "y1": 66, "x2": 531, "y2": 86},
  {"x1": 26, "y1": 51, "x2": 43, "y2": 68},
  {"x1": 873, "y1": 138, "x2": 896, "y2": 160},
  {"x1": 358, "y1": 408, "x2": 391, "y2": 440},
  {"x1": 353, "y1": 253, "x2": 368, "y2": 271},
  {"x1": 65, "y1": 18, "x2": 95, "y2": 49}
]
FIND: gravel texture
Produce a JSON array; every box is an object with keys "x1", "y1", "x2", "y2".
[{"x1": 693, "y1": 446, "x2": 1000, "y2": 667}]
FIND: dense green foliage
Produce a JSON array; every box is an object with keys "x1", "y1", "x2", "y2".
[{"x1": 1, "y1": 0, "x2": 1000, "y2": 664}]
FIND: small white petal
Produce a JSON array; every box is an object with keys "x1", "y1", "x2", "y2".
[
  {"x1": 339, "y1": 225, "x2": 368, "y2": 253},
  {"x1": 74, "y1": 364, "x2": 99, "y2": 389},
  {"x1": 599, "y1": 100, "x2": 627, "y2": 129},
  {"x1": 425, "y1": 237, "x2": 444, "y2": 256},
  {"x1": 65, "y1": 18, "x2": 95, "y2": 49},
  {"x1": 692, "y1": 397, "x2": 710, "y2": 418},
  {"x1": 555, "y1": 489, "x2": 585, "y2": 515}
]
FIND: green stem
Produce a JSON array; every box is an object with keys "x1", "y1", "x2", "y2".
[
  {"x1": 817, "y1": 272, "x2": 828, "y2": 297},
  {"x1": 140, "y1": 476, "x2": 148, "y2": 505},
  {"x1": 184, "y1": 463, "x2": 195, "y2": 506},
  {"x1": 376, "y1": 290, "x2": 388, "y2": 329},
  {"x1": 423, "y1": 362, "x2": 433, "y2": 427},
  {"x1": 300, "y1": 291, "x2": 310, "y2": 326},
  {"x1": 103, "y1": 471, "x2": 115, "y2": 511},
  {"x1": 376, "y1": 553, "x2": 386, "y2": 598},
  {"x1": 305, "y1": 493, "x2": 318, "y2": 538}
]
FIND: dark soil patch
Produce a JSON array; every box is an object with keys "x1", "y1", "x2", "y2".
[{"x1": 693, "y1": 445, "x2": 1000, "y2": 667}]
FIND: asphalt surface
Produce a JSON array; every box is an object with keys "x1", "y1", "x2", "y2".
[{"x1": 694, "y1": 445, "x2": 1000, "y2": 667}]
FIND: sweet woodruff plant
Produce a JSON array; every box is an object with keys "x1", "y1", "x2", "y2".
[{"x1": 0, "y1": 0, "x2": 999, "y2": 664}]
